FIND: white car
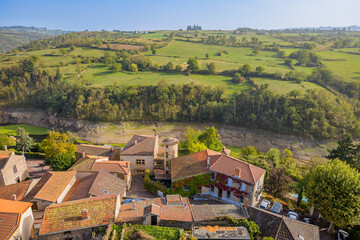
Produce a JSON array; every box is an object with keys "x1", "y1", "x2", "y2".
[
  {"x1": 259, "y1": 199, "x2": 271, "y2": 209},
  {"x1": 338, "y1": 230, "x2": 349, "y2": 240},
  {"x1": 287, "y1": 211, "x2": 299, "y2": 220}
]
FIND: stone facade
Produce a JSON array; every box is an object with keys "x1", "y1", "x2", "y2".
[
  {"x1": 39, "y1": 228, "x2": 94, "y2": 240},
  {"x1": 201, "y1": 171, "x2": 265, "y2": 207},
  {"x1": 122, "y1": 155, "x2": 155, "y2": 175},
  {"x1": 0, "y1": 153, "x2": 29, "y2": 186}
]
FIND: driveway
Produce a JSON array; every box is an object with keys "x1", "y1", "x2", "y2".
[
  {"x1": 26, "y1": 159, "x2": 50, "y2": 179},
  {"x1": 126, "y1": 175, "x2": 158, "y2": 199}
]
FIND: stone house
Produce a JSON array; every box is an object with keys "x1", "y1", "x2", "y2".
[
  {"x1": 120, "y1": 134, "x2": 179, "y2": 175},
  {"x1": 69, "y1": 157, "x2": 131, "y2": 189},
  {"x1": 0, "y1": 151, "x2": 29, "y2": 186},
  {"x1": 171, "y1": 149, "x2": 266, "y2": 207},
  {"x1": 22, "y1": 171, "x2": 76, "y2": 210},
  {"x1": 0, "y1": 199, "x2": 34, "y2": 240},
  {"x1": 39, "y1": 194, "x2": 121, "y2": 240}
]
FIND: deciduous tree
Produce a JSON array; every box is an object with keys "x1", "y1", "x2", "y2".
[{"x1": 306, "y1": 159, "x2": 360, "y2": 230}]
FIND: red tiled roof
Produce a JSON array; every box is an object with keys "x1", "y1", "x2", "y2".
[
  {"x1": 69, "y1": 157, "x2": 97, "y2": 172},
  {"x1": 210, "y1": 155, "x2": 266, "y2": 184},
  {"x1": 88, "y1": 169, "x2": 127, "y2": 198},
  {"x1": 23, "y1": 171, "x2": 76, "y2": 203},
  {"x1": 63, "y1": 172, "x2": 98, "y2": 202},
  {"x1": 121, "y1": 135, "x2": 157, "y2": 156},
  {"x1": 165, "y1": 194, "x2": 183, "y2": 205},
  {"x1": 171, "y1": 149, "x2": 265, "y2": 184},
  {"x1": 40, "y1": 194, "x2": 119, "y2": 235},
  {"x1": 0, "y1": 212, "x2": 20, "y2": 240},
  {"x1": 143, "y1": 204, "x2": 161, "y2": 216},
  {"x1": 171, "y1": 149, "x2": 221, "y2": 181},
  {"x1": 117, "y1": 196, "x2": 194, "y2": 223},
  {"x1": 0, "y1": 181, "x2": 31, "y2": 201},
  {"x1": 76, "y1": 144, "x2": 113, "y2": 157},
  {"x1": 0, "y1": 199, "x2": 32, "y2": 214},
  {"x1": 91, "y1": 161, "x2": 130, "y2": 175}
]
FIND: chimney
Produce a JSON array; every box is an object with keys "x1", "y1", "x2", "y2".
[
  {"x1": 132, "y1": 200, "x2": 136, "y2": 211},
  {"x1": 81, "y1": 209, "x2": 88, "y2": 220},
  {"x1": 134, "y1": 140, "x2": 137, "y2": 145},
  {"x1": 207, "y1": 157, "x2": 210, "y2": 168},
  {"x1": 4, "y1": 145, "x2": 7, "y2": 151},
  {"x1": 125, "y1": 161, "x2": 130, "y2": 168},
  {"x1": 82, "y1": 152, "x2": 86, "y2": 158},
  {"x1": 12, "y1": 194, "x2": 16, "y2": 201},
  {"x1": 235, "y1": 167, "x2": 241, "y2": 178}
]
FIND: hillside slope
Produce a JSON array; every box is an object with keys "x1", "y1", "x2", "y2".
[{"x1": 0, "y1": 26, "x2": 71, "y2": 53}]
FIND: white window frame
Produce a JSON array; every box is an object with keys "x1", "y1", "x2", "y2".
[{"x1": 211, "y1": 172, "x2": 216, "y2": 181}]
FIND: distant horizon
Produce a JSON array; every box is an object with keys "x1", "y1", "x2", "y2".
[
  {"x1": 1, "y1": 24, "x2": 360, "y2": 32},
  {"x1": 0, "y1": 0, "x2": 359, "y2": 32}
]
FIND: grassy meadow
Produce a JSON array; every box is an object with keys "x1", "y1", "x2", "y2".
[
  {"x1": 1, "y1": 30, "x2": 359, "y2": 96},
  {"x1": 0, "y1": 124, "x2": 49, "y2": 135}
]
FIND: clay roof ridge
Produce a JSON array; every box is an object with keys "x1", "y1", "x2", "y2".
[
  {"x1": 46, "y1": 193, "x2": 119, "y2": 208},
  {"x1": 185, "y1": 197, "x2": 195, "y2": 222},
  {"x1": 248, "y1": 163, "x2": 256, "y2": 183},
  {"x1": 78, "y1": 144, "x2": 112, "y2": 149},
  {"x1": 209, "y1": 154, "x2": 225, "y2": 170}
]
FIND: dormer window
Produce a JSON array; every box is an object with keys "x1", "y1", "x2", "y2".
[
  {"x1": 13, "y1": 165, "x2": 17, "y2": 174},
  {"x1": 227, "y1": 178, "x2": 232, "y2": 187}
]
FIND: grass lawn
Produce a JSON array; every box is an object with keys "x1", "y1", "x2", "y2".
[
  {"x1": 81, "y1": 64, "x2": 252, "y2": 95},
  {"x1": 0, "y1": 124, "x2": 49, "y2": 135},
  {"x1": 142, "y1": 41, "x2": 315, "y2": 75},
  {"x1": 318, "y1": 50, "x2": 360, "y2": 82},
  {"x1": 252, "y1": 78, "x2": 334, "y2": 95},
  {"x1": 121, "y1": 224, "x2": 180, "y2": 240},
  {"x1": 226, "y1": 146, "x2": 243, "y2": 154}
]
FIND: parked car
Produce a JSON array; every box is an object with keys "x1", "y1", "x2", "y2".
[
  {"x1": 259, "y1": 199, "x2": 271, "y2": 209},
  {"x1": 338, "y1": 230, "x2": 349, "y2": 240},
  {"x1": 270, "y1": 202, "x2": 283, "y2": 214},
  {"x1": 287, "y1": 211, "x2": 299, "y2": 220}
]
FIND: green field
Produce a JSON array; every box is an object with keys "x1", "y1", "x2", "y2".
[
  {"x1": 317, "y1": 50, "x2": 360, "y2": 82},
  {"x1": 1, "y1": 30, "x2": 359, "y2": 97},
  {"x1": 0, "y1": 124, "x2": 49, "y2": 135},
  {"x1": 252, "y1": 78, "x2": 333, "y2": 95}
]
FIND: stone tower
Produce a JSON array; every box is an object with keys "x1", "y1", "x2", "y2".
[{"x1": 162, "y1": 137, "x2": 179, "y2": 173}]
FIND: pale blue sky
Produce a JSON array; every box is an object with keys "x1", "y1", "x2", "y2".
[{"x1": 0, "y1": 0, "x2": 359, "y2": 31}]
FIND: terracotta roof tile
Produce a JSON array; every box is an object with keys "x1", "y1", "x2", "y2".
[
  {"x1": 39, "y1": 194, "x2": 119, "y2": 235},
  {"x1": 171, "y1": 150, "x2": 222, "y2": 181},
  {"x1": 165, "y1": 194, "x2": 183, "y2": 205},
  {"x1": 63, "y1": 172, "x2": 98, "y2": 202},
  {"x1": 0, "y1": 199, "x2": 32, "y2": 214},
  {"x1": 69, "y1": 157, "x2": 97, "y2": 172},
  {"x1": 76, "y1": 144, "x2": 113, "y2": 157},
  {"x1": 88, "y1": 169, "x2": 127, "y2": 198},
  {"x1": 0, "y1": 212, "x2": 20, "y2": 240},
  {"x1": 210, "y1": 155, "x2": 266, "y2": 184},
  {"x1": 23, "y1": 171, "x2": 76, "y2": 203},
  {"x1": 121, "y1": 135, "x2": 157, "y2": 155},
  {"x1": 143, "y1": 204, "x2": 161, "y2": 216},
  {"x1": 117, "y1": 195, "x2": 194, "y2": 223},
  {"x1": 0, "y1": 181, "x2": 31, "y2": 201},
  {"x1": 91, "y1": 161, "x2": 130, "y2": 175},
  {"x1": 247, "y1": 207, "x2": 320, "y2": 240}
]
